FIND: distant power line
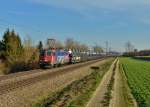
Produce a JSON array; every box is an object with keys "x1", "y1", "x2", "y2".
[{"x1": 105, "y1": 41, "x2": 108, "y2": 53}]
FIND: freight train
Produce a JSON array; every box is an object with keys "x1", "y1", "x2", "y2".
[{"x1": 39, "y1": 49, "x2": 104, "y2": 68}]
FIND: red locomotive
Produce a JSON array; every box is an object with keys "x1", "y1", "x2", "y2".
[{"x1": 39, "y1": 49, "x2": 57, "y2": 67}]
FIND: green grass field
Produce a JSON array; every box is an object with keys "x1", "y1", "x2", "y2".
[{"x1": 120, "y1": 57, "x2": 150, "y2": 107}]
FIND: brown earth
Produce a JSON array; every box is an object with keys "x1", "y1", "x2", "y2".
[{"x1": 0, "y1": 58, "x2": 112, "y2": 107}]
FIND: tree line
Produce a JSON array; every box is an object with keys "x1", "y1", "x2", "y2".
[
  {"x1": 0, "y1": 29, "x2": 39, "y2": 74},
  {"x1": 44, "y1": 38, "x2": 103, "y2": 53},
  {"x1": 0, "y1": 29, "x2": 103, "y2": 74},
  {"x1": 123, "y1": 41, "x2": 150, "y2": 57}
]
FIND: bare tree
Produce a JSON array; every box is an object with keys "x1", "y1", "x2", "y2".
[
  {"x1": 65, "y1": 38, "x2": 75, "y2": 50},
  {"x1": 105, "y1": 41, "x2": 109, "y2": 53},
  {"x1": 55, "y1": 40, "x2": 64, "y2": 49},
  {"x1": 125, "y1": 41, "x2": 134, "y2": 52},
  {"x1": 80, "y1": 44, "x2": 89, "y2": 52},
  {"x1": 93, "y1": 45, "x2": 103, "y2": 54},
  {"x1": 23, "y1": 37, "x2": 35, "y2": 63},
  {"x1": 65, "y1": 38, "x2": 89, "y2": 52}
]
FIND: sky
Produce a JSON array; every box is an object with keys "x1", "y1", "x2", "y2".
[{"x1": 0, "y1": 0, "x2": 150, "y2": 52}]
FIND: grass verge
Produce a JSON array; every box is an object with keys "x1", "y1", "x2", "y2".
[{"x1": 32, "y1": 59, "x2": 114, "y2": 107}]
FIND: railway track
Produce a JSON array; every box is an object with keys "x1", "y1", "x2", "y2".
[
  {"x1": 0, "y1": 56, "x2": 105, "y2": 82},
  {"x1": 0, "y1": 58, "x2": 106, "y2": 95}
]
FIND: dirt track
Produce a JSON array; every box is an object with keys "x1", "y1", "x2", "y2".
[
  {"x1": 86, "y1": 59, "x2": 117, "y2": 107},
  {"x1": 0, "y1": 58, "x2": 110, "y2": 107},
  {"x1": 110, "y1": 60, "x2": 137, "y2": 107},
  {"x1": 86, "y1": 59, "x2": 137, "y2": 107}
]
